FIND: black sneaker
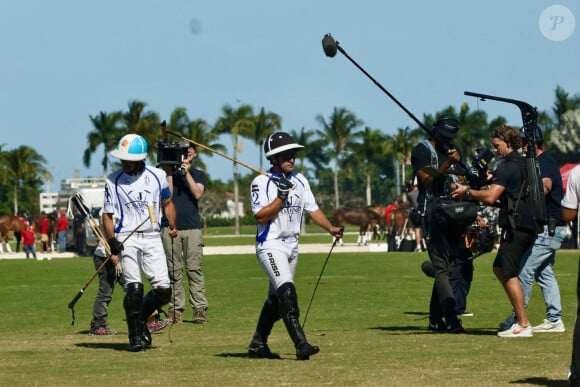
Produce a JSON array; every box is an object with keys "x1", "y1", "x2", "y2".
[
  {"x1": 296, "y1": 342, "x2": 319, "y2": 360},
  {"x1": 428, "y1": 320, "x2": 447, "y2": 332},
  {"x1": 248, "y1": 344, "x2": 281, "y2": 359},
  {"x1": 446, "y1": 320, "x2": 465, "y2": 334}
]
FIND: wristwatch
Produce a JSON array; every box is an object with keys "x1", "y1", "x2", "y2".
[{"x1": 465, "y1": 189, "x2": 472, "y2": 199}]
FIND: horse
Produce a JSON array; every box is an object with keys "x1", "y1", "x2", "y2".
[
  {"x1": 389, "y1": 207, "x2": 411, "y2": 249},
  {"x1": 367, "y1": 206, "x2": 387, "y2": 240},
  {"x1": 368, "y1": 203, "x2": 411, "y2": 250},
  {"x1": 30, "y1": 212, "x2": 58, "y2": 253},
  {"x1": 0, "y1": 215, "x2": 25, "y2": 253},
  {"x1": 331, "y1": 207, "x2": 383, "y2": 246}
]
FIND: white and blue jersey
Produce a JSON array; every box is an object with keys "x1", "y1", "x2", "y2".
[
  {"x1": 103, "y1": 166, "x2": 171, "y2": 234},
  {"x1": 103, "y1": 165, "x2": 172, "y2": 288},
  {"x1": 251, "y1": 171, "x2": 318, "y2": 242}
]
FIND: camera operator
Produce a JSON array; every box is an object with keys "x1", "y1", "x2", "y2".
[
  {"x1": 160, "y1": 142, "x2": 209, "y2": 324},
  {"x1": 452, "y1": 125, "x2": 536, "y2": 337},
  {"x1": 411, "y1": 115, "x2": 473, "y2": 333}
]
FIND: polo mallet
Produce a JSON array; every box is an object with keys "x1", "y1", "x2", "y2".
[
  {"x1": 164, "y1": 129, "x2": 269, "y2": 177},
  {"x1": 66, "y1": 193, "x2": 155, "y2": 325},
  {"x1": 302, "y1": 226, "x2": 344, "y2": 328},
  {"x1": 163, "y1": 129, "x2": 295, "y2": 191}
]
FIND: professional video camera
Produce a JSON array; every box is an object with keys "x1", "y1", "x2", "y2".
[
  {"x1": 157, "y1": 140, "x2": 189, "y2": 166},
  {"x1": 464, "y1": 147, "x2": 494, "y2": 189}
]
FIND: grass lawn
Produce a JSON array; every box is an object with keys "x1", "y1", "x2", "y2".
[{"x1": 1, "y1": 245, "x2": 578, "y2": 386}]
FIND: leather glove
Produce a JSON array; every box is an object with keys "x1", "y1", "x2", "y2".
[
  {"x1": 108, "y1": 237, "x2": 124, "y2": 255},
  {"x1": 277, "y1": 177, "x2": 293, "y2": 201}
]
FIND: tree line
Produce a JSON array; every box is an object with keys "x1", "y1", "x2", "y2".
[{"x1": 1, "y1": 86, "x2": 579, "y2": 220}]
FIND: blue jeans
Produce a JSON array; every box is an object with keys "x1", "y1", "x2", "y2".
[
  {"x1": 58, "y1": 230, "x2": 67, "y2": 252},
  {"x1": 518, "y1": 225, "x2": 566, "y2": 322}
]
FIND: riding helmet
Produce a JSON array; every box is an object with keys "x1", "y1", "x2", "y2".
[
  {"x1": 110, "y1": 134, "x2": 148, "y2": 161},
  {"x1": 264, "y1": 132, "x2": 304, "y2": 158}
]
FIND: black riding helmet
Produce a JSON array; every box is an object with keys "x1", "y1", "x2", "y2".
[{"x1": 264, "y1": 132, "x2": 304, "y2": 158}]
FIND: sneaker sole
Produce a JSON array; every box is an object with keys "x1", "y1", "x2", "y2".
[
  {"x1": 497, "y1": 332, "x2": 533, "y2": 337},
  {"x1": 533, "y1": 327, "x2": 566, "y2": 333}
]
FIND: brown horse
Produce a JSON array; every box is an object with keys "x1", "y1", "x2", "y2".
[
  {"x1": 0, "y1": 215, "x2": 25, "y2": 253},
  {"x1": 331, "y1": 207, "x2": 383, "y2": 246},
  {"x1": 368, "y1": 204, "x2": 410, "y2": 250},
  {"x1": 30, "y1": 212, "x2": 58, "y2": 252}
]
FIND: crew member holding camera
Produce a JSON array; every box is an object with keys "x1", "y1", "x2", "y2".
[
  {"x1": 411, "y1": 115, "x2": 472, "y2": 333},
  {"x1": 452, "y1": 125, "x2": 537, "y2": 337},
  {"x1": 160, "y1": 142, "x2": 209, "y2": 325}
]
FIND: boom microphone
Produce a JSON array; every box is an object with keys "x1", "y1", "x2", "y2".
[{"x1": 322, "y1": 33, "x2": 338, "y2": 57}]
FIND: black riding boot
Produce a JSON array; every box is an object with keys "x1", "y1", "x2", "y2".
[
  {"x1": 124, "y1": 283, "x2": 145, "y2": 352},
  {"x1": 140, "y1": 287, "x2": 172, "y2": 346},
  {"x1": 277, "y1": 282, "x2": 319, "y2": 360},
  {"x1": 248, "y1": 294, "x2": 281, "y2": 359}
]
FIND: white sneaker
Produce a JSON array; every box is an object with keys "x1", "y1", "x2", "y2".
[
  {"x1": 532, "y1": 319, "x2": 566, "y2": 333},
  {"x1": 497, "y1": 323, "x2": 533, "y2": 337}
]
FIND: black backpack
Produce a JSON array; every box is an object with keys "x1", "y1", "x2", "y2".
[{"x1": 498, "y1": 157, "x2": 546, "y2": 234}]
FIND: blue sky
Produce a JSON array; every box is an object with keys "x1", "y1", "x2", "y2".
[{"x1": 1, "y1": 1, "x2": 578, "y2": 192}]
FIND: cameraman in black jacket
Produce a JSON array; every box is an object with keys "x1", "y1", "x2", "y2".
[
  {"x1": 411, "y1": 115, "x2": 472, "y2": 333},
  {"x1": 452, "y1": 125, "x2": 537, "y2": 337}
]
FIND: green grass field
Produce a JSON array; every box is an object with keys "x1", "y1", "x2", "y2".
[{"x1": 1, "y1": 245, "x2": 578, "y2": 386}]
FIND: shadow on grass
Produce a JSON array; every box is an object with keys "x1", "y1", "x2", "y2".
[
  {"x1": 215, "y1": 352, "x2": 253, "y2": 358},
  {"x1": 509, "y1": 376, "x2": 569, "y2": 386},
  {"x1": 75, "y1": 342, "x2": 132, "y2": 351},
  {"x1": 369, "y1": 326, "x2": 499, "y2": 336},
  {"x1": 403, "y1": 311, "x2": 429, "y2": 316}
]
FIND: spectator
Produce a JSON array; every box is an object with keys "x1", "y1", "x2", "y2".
[
  {"x1": 21, "y1": 222, "x2": 37, "y2": 260},
  {"x1": 57, "y1": 210, "x2": 68, "y2": 253},
  {"x1": 407, "y1": 178, "x2": 424, "y2": 252},
  {"x1": 40, "y1": 212, "x2": 49, "y2": 254}
]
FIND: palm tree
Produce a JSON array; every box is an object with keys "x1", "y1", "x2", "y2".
[
  {"x1": 553, "y1": 86, "x2": 580, "y2": 125},
  {"x1": 315, "y1": 107, "x2": 363, "y2": 209},
  {"x1": 3, "y1": 146, "x2": 50, "y2": 214},
  {"x1": 391, "y1": 127, "x2": 417, "y2": 195},
  {"x1": 84, "y1": 111, "x2": 124, "y2": 177},
  {"x1": 289, "y1": 127, "x2": 320, "y2": 178},
  {"x1": 214, "y1": 104, "x2": 255, "y2": 235},
  {"x1": 253, "y1": 107, "x2": 281, "y2": 171},
  {"x1": 344, "y1": 127, "x2": 389, "y2": 205}
]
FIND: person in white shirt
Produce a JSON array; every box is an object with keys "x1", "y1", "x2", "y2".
[
  {"x1": 247, "y1": 132, "x2": 343, "y2": 360},
  {"x1": 103, "y1": 133, "x2": 177, "y2": 352}
]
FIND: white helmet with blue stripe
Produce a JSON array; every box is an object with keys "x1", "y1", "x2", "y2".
[{"x1": 110, "y1": 134, "x2": 148, "y2": 161}]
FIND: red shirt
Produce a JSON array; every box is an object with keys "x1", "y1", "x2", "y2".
[
  {"x1": 40, "y1": 218, "x2": 49, "y2": 234},
  {"x1": 22, "y1": 228, "x2": 35, "y2": 245},
  {"x1": 384, "y1": 204, "x2": 397, "y2": 223},
  {"x1": 57, "y1": 216, "x2": 68, "y2": 232}
]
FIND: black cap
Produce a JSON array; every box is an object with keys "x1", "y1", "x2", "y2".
[{"x1": 434, "y1": 115, "x2": 459, "y2": 139}]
